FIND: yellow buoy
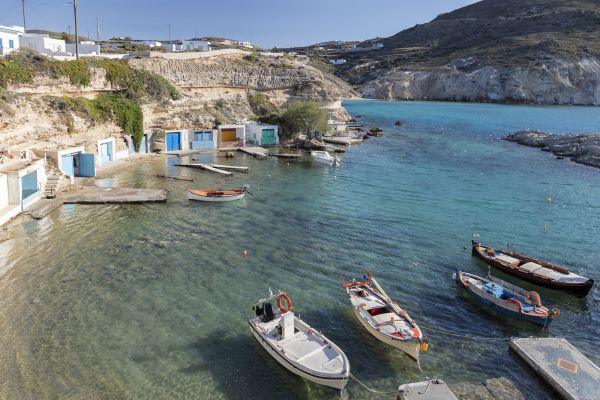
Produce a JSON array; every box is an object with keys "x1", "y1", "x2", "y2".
[
  {"x1": 546, "y1": 196, "x2": 552, "y2": 204},
  {"x1": 544, "y1": 225, "x2": 548, "y2": 233}
]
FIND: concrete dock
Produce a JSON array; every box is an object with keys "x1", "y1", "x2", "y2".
[
  {"x1": 239, "y1": 147, "x2": 269, "y2": 159},
  {"x1": 397, "y1": 380, "x2": 458, "y2": 400},
  {"x1": 62, "y1": 187, "x2": 167, "y2": 204},
  {"x1": 175, "y1": 163, "x2": 232, "y2": 176},
  {"x1": 28, "y1": 199, "x2": 64, "y2": 219},
  {"x1": 273, "y1": 153, "x2": 303, "y2": 159},
  {"x1": 322, "y1": 136, "x2": 363, "y2": 145},
  {"x1": 510, "y1": 337, "x2": 600, "y2": 400},
  {"x1": 211, "y1": 164, "x2": 249, "y2": 173}
]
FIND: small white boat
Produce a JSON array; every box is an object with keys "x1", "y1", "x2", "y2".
[
  {"x1": 187, "y1": 185, "x2": 250, "y2": 202},
  {"x1": 311, "y1": 151, "x2": 339, "y2": 166},
  {"x1": 343, "y1": 271, "x2": 428, "y2": 361},
  {"x1": 248, "y1": 291, "x2": 350, "y2": 390}
]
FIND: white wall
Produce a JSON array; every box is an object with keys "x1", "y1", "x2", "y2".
[
  {"x1": 0, "y1": 173, "x2": 8, "y2": 210},
  {"x1": 245, "y1": 124, "x2": 279, "y2": 146},
  {"x1": 0, "y1": 26, "x2": 22, "y2": 55},
  {"x1": 20, "y1": 34, "x2": 66, "y2": 55},
  {"x1": 182, "y1": 41, "x2": 210, "y2": 51},
  {"x1": 66, "y1": 43, "x2": 101, "y2": 56}
]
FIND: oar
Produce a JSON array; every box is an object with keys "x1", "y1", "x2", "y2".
[{"x1": 366, "y1": 270, "x2": 406, "y2": 318}]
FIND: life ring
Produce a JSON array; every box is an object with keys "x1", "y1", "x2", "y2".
[
  {"x1": 526, "y1": 291, "x2": 542, "y2": 307},
  {"x1": 277, "y1": 293, "x2": 293, "y2": 313}
]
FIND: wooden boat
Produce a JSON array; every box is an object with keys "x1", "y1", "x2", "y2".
[
  {"x1": 454, "y1": 270, "x2": 560, "y2": 327},
  {"x1": 187, "y1": 187, "x2": 247, "y2": 202},
  {"x1": 343, "y1": 271, "x2": 428, "y2": 361},
  {"x1": 248, "y1": 291, "x2": 350, "y2": 390},
  {"x1": 472, "y1": 241, "x2": 594, "y2": 297}
]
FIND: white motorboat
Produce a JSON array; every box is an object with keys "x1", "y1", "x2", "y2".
[
  {"x1": 311, "y1": 151, "x2": 339, "y2": 166},
  {"x1": 248, "y1": 291, "x2": 350, "y2": 390}
]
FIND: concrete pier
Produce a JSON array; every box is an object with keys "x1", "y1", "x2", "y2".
[
  {"x1": 62, "y1": 187, "x2": 167, "y2": 204},
  {"x1": 27, "y1": 199, "x2": 64, "y2": 219},
  {"x1": 239, "y1": 147, "x2": 269, "y2": 159},
  {"x1": 398, "y1": 379, "x2": 458, "y2": 400},
  {"x1": 211, "y1": 164, "x2": 249, "y2": 173},
  {"x1": 510, "y1": 337, "x2": 600, "y2": 400}
]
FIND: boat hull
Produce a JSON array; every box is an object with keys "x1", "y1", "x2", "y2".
[
  {"x1": 187, "y1": 191, "x2": 245, "y2": 202},
  {"x1": 455, "y1": 271, "x2": 555, "y2": 327},
  {"x1": 472, "y1": 242, "x2": 594, "y2": 297},
  {"x1": 248, "y1": 322, "x2": 349, "y2": 390},
  {"x1": 351, "y1": 306, "x2": 420, "y2": 360}
]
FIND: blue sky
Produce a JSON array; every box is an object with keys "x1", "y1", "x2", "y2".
[{"x1": 2, "y1": 0, "x2": 478, "y2": 48}]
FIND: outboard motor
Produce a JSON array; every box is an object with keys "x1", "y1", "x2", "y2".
[
  {"x1": 262, "y1": 302, "x2": 275, "y2": 323},
  {"x1": 253, "y1": 304, "x2": 264, "y2": 318}
]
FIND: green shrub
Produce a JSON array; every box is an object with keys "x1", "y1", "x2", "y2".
[
  {"x1": 0, "y1": 60, "x2": 33, "y2": 88},
  {"x1": 49, "y1": 60, "x2": 91, "y2": 86}
]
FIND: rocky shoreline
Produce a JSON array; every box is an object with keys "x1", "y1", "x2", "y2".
[{"x1": 505, "y1": 130, "x2": 600, "y2": 169}]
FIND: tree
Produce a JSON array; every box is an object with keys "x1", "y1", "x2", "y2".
[{"x1": 278, "y1": 100, "x2": 328, "y2": 141}]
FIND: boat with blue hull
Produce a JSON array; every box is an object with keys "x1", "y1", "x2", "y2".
[{"x1": 454, "y1": 270, "x2": 560, "y2": 327}]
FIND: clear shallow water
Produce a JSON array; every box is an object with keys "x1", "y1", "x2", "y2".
[{"x1": 1, "y1": 100, "x2": 599, "y2": 399}]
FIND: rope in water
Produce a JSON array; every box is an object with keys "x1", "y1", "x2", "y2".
[
  {"x1": 418, "y1": 322, "x2": 510, "y2": 341},
  {"x1": 349, "y1": 372, "x2": 398, "y2": 395}
]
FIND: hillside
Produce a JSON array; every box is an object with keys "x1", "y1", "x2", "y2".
[
  {"x1": 0, "y1": 51, "x2": 355, "y2": 152},
  {"x1": 330, "y1": 0, "x2": 600, "y2": 105}
]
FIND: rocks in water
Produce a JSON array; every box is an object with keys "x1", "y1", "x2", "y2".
[
  {"x1": 225, "y1": 152, "x2": 235, "y2": 158},
  {"x1": 288, "y1": 138, "x2": 326, "y2": 150},
  {"x1": 367, "y1": 127, "x2": 384, "y2": 137},
  {"x1": 451, "y1": 377, "x2": 526, "y2": 400},
  {"x1": 394, "y1": 120, "x2": 403, "y2": 126},
  {"x1": 505, "y1": 130, "x2": 600, "y2": 169}
]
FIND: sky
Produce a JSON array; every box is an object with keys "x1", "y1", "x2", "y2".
[{"x1": 2, "y1": 0, "x2": 478, "y2": 48}]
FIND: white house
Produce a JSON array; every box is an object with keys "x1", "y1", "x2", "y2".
[
  {"x1": 182, "y1": 40, "x2": 210, "y2": 52},
  {"x1": 66, "y1": 42, "x2": 101, "y2": 56},
  {"x1": 236, "y1": 41, "x2": 254, "y2": 49},
  {"x1": 329, "y1": 59, "x2": 347, "y2": 65},
  {"x1": 162, "y1": 43, "x2": 183, "y2": 52},
  {"x1": 245, "y1": 123, "x2": 279, "y2": 146},
  {"x1": 132, "y1": 40, "x2": 162, "y2": 48},
  {"x1": 218, "y1": 125, "x2": 245, "y2": 147},
  {"x1": 0, "y1": 25, "x2": 24, "y2": 56},
  {"x1": 20, "y1": 34, "x2": 67, "y2": 55},
  {"x1": 0, "y1": 157, "x2": 46, "y2": 226}
]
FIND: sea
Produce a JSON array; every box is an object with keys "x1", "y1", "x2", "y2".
[{"x1": 0, "y1": 100, "x2": 599, "y2": 399}]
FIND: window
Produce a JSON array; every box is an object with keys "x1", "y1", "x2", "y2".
[{"x1": 9, "y1": 39, "x2": 14, "y2": 49}]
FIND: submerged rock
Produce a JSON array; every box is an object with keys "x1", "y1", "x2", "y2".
[
  {"x1": 505, "y1": 130, "x2": 600, "y2": 169},
  {"x1": 394, "y1": 120, "x2": 403, "y2": 126},
  {"x1": 451, "y1": 377, "x2": 526, "y2": 400},
  {"x1": 367, "y1": 127, "x2": 384, "y2": 137}
]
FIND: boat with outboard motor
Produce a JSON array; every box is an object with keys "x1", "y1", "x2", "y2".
[
  {"x1": 472, "y1": 241, "x2": 594, "y2": 297},
  {"x1": 248, "y1": 290, "x2": 350, "y2": 390},
  {"x1": 342, "y1": 271, "x2": 428, "y2": 361},
  {"x1": 454, "y1": 269, "x2": 560, "y2": 327},
  {"x1": 311, "y1": 151, "x2": 340, "y2": 166}
]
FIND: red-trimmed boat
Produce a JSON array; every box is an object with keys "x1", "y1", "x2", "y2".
[
  {"x1": 342, "y1": 271, "x2": 428, "y2": 361},
  {"x1": 472, "y1": 241, "x2": 594, "y2": 297},
  {"x1": 455, "y1": 270, "x2": 560, "y2": 327}
]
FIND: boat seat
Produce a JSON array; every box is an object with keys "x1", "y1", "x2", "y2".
[
  {"x1": 494, "y1": 254, "x2": 520, "y2": 267},
  {"x1": 520, "y1": 262, "x2": 543, "y2": 273}
]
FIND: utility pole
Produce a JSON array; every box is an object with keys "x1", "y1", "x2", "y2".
[
  {"x1": 96, "y1": 17, "x2": 100, "y2": 44},
  {"x1": 73, "y1": 0, "x2": 79, "y2": 59},
  {"x1": 21, "y1": 0, "x2": 27, "y2": 32}
]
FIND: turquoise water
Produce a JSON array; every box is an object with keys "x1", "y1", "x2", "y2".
[{"x1": 0, "y1": 100, "x2": 599, "y2": 399}]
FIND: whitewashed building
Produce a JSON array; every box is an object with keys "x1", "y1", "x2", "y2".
[
  {"x1": 182, "y1": 40, "x2": 211, "y2": 52},
  {"x1": 20, "y1": 34, "x2": 67, "y2": 55},
  {"x1": 162, "y1": 43, "x2": 183, "y2": 52},
  {"x1": 66, "y1": 42, "x2": 101, "y2": 56},
  {"x1": 0, "y1": 25, "x2": 24, "y2": 55},
  {"x1": 132, "y1": 40, "x2": 162, "y2": 48},
  {"x1": 0, "y1": 157, "x2": 46, "y2": 226},
  {"x1": 245, "y1": 123, "x2": 279, "y2": 146}
]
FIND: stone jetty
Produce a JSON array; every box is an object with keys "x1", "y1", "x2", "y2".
[{"x1": 505, "y1": 130, "x2": 600, "y2": 169}]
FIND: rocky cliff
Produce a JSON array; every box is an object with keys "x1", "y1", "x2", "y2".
[
  {"x1": 0, "y1": 52, "x2": 355, "y2": 152},
  {"x1": 331, "y1": 0, "x2": 600, "y2": 105}
]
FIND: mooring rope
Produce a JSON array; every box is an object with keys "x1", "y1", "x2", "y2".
[
  {"x1": 418, "y1": 322, "x2": 510, "y2": 341},
  {"x1": 349, "y1": 372, "x2": 398, "y2": 395}
]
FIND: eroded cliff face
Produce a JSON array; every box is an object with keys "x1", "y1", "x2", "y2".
[
  {"x1": 359, "y1": 57, "x2": 600, "y2": 105},
  {"x1": 0, "y1": 53, "x2": 355, "y2": 151}
]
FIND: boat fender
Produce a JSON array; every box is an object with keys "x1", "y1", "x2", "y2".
[
  {"x1": 526, "y1": 291, "x2": 542, "y2": 307},
  {"x1": 277, "y1": 293, "x2": 293, "y2": 313}
]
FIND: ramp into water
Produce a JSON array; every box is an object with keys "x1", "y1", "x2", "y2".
[
  {"x1": 510, "y1": 337, "x2": 600, "y2": 400},
  {"x1": 397, "y1": 379, "x2": 458, "y2": 400}
]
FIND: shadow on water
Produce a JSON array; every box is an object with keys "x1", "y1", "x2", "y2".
[{"x1": 178, "y1": 330, "x2": 341, "y2": 400}]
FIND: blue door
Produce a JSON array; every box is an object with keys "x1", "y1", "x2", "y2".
[
  {"x1": 99, "y1": 142, "x2": 113, "y2": 164},
  {"x1": 21, "y1": 170, "x2": 38, "y2": 201},
  {"x1": 141, "y1": 135, "x2": 148, "y2": 153},
  {"x1": 166, "y1": 132, "x2": 181, "y2": 151},
  {"x1": 62, "y1": 154, "x2": 75, "y2": 176},
  {"x1": 77, "y1": 154, "x2": 96, "y2": 177}
]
